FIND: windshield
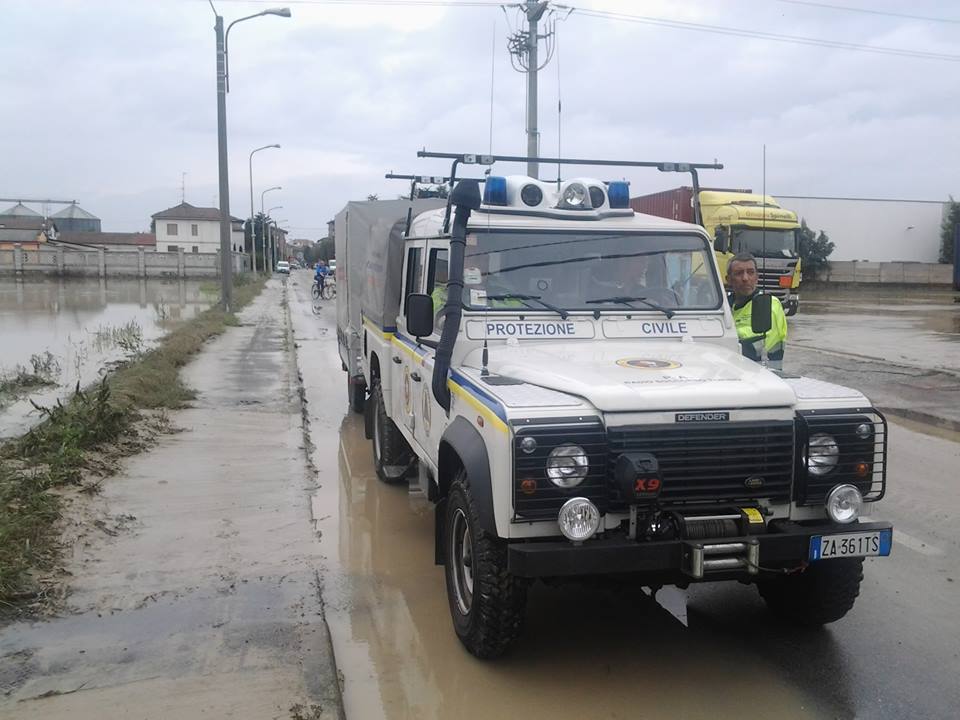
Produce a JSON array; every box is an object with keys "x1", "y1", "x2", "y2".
[
  {"x1": 454, "y1": 230, "x2": 722, "y2": 312},
  {"x1": 733, "y1": 228, "x2": 798, "y2": 258}
]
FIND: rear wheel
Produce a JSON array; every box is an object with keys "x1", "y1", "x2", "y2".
[
  {"x1": 348, "y1": 375, "x2": 366, "y2": 414},
  {"x1": 758, "y1": 558, "x2": 864, "y2": 626},
  {"x1": 370, "y1": 380, "x2": 411, "y2": 484},
  {"x1": 444, "y1": 474, "x2": 526, "y2": 659}
]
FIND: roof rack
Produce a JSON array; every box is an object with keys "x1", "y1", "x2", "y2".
[{"x1": 415, "y1": 150, "x2": 722, "y2": 232}]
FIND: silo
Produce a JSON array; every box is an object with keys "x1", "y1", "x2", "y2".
[
  {"x1": 51, "y1": 203, "x2": 101, "y2": 233},
  {"x1": 0, "y1": 202, "x2": 43, "y2": 218}
]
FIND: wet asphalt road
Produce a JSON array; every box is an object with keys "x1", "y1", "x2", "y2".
[{"x1": 290, "y1": 273, "x2": 960, "y2": 720}]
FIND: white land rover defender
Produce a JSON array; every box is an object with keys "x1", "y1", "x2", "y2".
[{"x1": 335, "y1": 152, "x2": 892, "y2": 659}]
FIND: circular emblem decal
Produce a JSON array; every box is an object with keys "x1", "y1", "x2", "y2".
[
  {"x1": 744, "y1": 476, "x2": 765, "y2": 490},
  {"x1": 616, "y1": 358, "x2": 681, "y2": 370}
]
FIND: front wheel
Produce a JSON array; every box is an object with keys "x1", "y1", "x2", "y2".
[
  {"x1": 444, "y1": 475, "x2": 526, "y2": 659},
  {"x1": 311, "y1": 283, "x2": 322, "y2": 300},
  {"x1": 757, "y1": 557, "x2": 864, "y2": 626},
  {"x1": 370, "y1": 380, "x2": 411, "y2": 484}
]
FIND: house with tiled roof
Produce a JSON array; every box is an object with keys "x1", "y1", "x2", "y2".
[{"x1": 151, "y1": 202, "x2": 245, "y2": 254}]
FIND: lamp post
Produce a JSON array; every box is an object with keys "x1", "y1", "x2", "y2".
[
  {"x1": 261, "y1": 186, "x2": 281, "y2": 271},
  {"x1": 248, "y1": 143, "x2": 280, "y2": 275},
  {"x1": 212, "y1": 3, "x2": 290, "y2": 310},
  {"x1": 267, "y1": 205, "x2": 283, "y2": 270}
]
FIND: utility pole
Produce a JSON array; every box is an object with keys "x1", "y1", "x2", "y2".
[
  {"x1": 214, "y1": 13, "x2": 233, "y2": 311},
  {"x1": 507, "y1": 1, "x2": 553, "y2": 178}
]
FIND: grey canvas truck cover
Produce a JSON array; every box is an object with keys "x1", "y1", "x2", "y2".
[{"x1": 335, "y1": 199, "x2": 445, "y2": 373}]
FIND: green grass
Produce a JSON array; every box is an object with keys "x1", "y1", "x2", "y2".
[{"x1": 0, "y1": 276, "x2": 267, "y2": 614}]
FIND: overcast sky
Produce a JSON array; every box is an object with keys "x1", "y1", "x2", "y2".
[{"x1": 2, "y1": 0, "x2": 958, "y2": 237}]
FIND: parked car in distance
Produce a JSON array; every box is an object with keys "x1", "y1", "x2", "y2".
[{"x1": 276, "y1": 261, "x2": 290, "y2": 274}]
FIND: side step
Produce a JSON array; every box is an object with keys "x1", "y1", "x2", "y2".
[{"x1": 682, "y1": 539, "x2": 759, "y2": 580}]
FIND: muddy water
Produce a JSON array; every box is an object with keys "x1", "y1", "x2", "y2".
[
  {"x1": 792, "y1": 288, "x2": 960, "y2": 372},
  {"x1": 0, "y1": 277, "x2": 215, "y2": 436},
  {"x1": 289, "y1": 273, "x2": 844, "y2": 720}
]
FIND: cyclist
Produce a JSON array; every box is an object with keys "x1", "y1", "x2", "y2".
[{"x1": 314, "y1": 262, "x2": 327, "y2": 296}]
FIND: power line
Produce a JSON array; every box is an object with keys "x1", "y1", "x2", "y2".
[
  {"x1": 775, "y1": 0, "x2": 960, "y2": 25},
  {"x1": 557, "y1": 4, "x2": 960, "y2": 62}
]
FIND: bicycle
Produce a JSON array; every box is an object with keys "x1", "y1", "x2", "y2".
[
  {"x1": 312, "y1": 280, "x2": 323, "y2": 300},
  {"x1": 321, "y1": 279, "x2": 336, "y2": 300}
]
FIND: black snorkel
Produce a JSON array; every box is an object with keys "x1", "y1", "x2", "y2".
[{"x1": 432, "y1": 179, "x2": 481, "y2": 412}]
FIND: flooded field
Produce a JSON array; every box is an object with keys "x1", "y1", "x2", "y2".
[{"x1": 0, "y1": 277, "x2": 216, "y2": 437}]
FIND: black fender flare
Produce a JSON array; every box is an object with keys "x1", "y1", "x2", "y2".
[{"x1": 439, "y1": 417, "x2": 497, "y2": 538}]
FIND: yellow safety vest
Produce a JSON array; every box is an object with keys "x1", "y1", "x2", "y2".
[{"x1": 731, "y1": 292, "x2": 787, "y2": 369}]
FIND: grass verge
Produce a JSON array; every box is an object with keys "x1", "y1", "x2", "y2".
[{"x1": 0, "y1": 276, "x2": 267, "y2": 616}]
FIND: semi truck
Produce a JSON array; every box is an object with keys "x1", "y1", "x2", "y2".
[
  {"x1": 336, "y1": 151, "x2": 891, "y2": 659},
  {"x1": 631, "y1": 187, "x2": 803, "y2": 315}
]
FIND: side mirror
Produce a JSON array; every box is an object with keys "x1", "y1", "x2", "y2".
[
  {"x1": 405, "y1": 293, "x2": 434, "y2": 338},
  {"x1": 714, "y1": 227, "x2": 729, "y2": 254},
  {"x1": 751, "y1": 293, "x2": 773, "y2": 335}
]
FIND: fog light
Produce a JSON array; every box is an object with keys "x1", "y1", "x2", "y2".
[
  {"x1": 825, "y1": 484, "x2": 862, "y2": 524},
  {"x1": 557, "y1": 497, "x2": 600, "y2": 542}
]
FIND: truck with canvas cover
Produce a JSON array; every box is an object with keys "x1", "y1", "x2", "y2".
[
  {"x1": 631, "y1": 186, "x2": 803, "y2": 316},
  {"x1": 336, "y1": 151, "x2": 892, "y2": 659}
]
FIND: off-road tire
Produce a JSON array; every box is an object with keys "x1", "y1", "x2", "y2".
[
  {"x1": 349, "y1": 376, "x2": 366, "y2": 414},
  {"x1": 370, "y1": 380, "x2": 411, "y2": 484},
  {"x1": 784, "y1": 302, "x2": 799, "y2": 317},
  {"x1": 444, "y1": 474, "x2": 526, "y2": 659},
  {"x1": 758, "y1": 558, "x2": 864, "y2": 627}
]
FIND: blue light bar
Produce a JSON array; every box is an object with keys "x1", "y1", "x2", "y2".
[
  {"x1": 483, "y1": 176, "x2": 508, "y2": 206},
  {"x1": 607, "y1": 181, "x2": 630, "y2": 209}
]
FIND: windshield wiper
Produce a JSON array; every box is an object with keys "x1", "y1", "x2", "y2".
[
  {"x1": 485, "y1": 293, "x2": 569, "y2": 320},
  {"x1": 585, "y1": 295, "x2": 675, "y2": 319}
]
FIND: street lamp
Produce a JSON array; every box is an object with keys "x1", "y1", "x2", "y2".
[
  {"x1": 267, "y1": 205, "x2": 283, "y2": 269},
  {"x1": 249, "y1": 143, "x2": 280, "y2": 275},
  {"x1": 261, "y1": 187, "x2": 281, "y2": 271},
  {"x1": 211, "y1": 2, "x2": 290, "y2": 310}
]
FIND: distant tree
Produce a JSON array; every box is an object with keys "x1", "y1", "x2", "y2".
[
  {"x1": 939, "y1": 196, "x2": 959, "y2": 264},
  {"x1": 798, "y1": 219, "x2": 835, "y2": 279},
  {"x1": 316, "y1": 237, "x2": 335, "y2": 262},
  {"x1": 414, "y1": 184, "x2": 449, "y2": 199}
]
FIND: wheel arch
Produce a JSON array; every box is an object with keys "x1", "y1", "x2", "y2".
[{"x1": 437, "y1": 417, "x2": 496, "y2": 537}]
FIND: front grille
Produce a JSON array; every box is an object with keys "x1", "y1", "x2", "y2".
[
  {"x1": 796, "y1": 410, "x2": 887, "y2": 505},
  {"x1": 607, "y1": 421, "x2": 795, "y2": 505},
  {"x1": 756, "y1": 262, "x2": 797, "y2": 299},
  {"x1": 513, "y1": 420, "x2": 607, "y2": 520}
]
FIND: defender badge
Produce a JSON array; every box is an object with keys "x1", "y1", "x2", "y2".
[{"x1": 744, "y1": 476, "x2": 765, "y2": 490}]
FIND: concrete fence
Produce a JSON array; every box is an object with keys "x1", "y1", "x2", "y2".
[
  {"x1": 0, "y1": 245, "x2": 250, "y2": 278},
  {"x1": 814, "y1": 261, "x2": 953, "y2": 285}
]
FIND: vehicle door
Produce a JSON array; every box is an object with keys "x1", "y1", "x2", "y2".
[
  {"x1": 413, "y1": 239, "x2": 450, "y2": 465},
  {"x1": 393, "y1": 240, "x2": 426, "y2": 440}
]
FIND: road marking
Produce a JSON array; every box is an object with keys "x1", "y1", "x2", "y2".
[{"x1": 863, "y1": 519, "x2": 945, "y2": 556}]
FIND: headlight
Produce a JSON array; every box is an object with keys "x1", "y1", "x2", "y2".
[
  {"x1": 807, "y1": 433, "x2": 839, "y2": 476},
  {"x1": 546, "y1": 444, "x2": 588, "y2": 488},
  {"x1": 855, "y1": 422, "x2": 873, "y2": 440},
  {"x1": 825, "y1": 484, "x2": 862, "y2": 524},
  {"x1": 558, "y1": 497, "x2": 601, "y2": 542}
]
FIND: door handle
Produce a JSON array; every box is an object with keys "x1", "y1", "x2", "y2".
[
  {"x1": 392, "y1": 356, "x2": 402, "y2": 364},
  {"x1": 411, "y1": 372, "x2": 422, "y2": 383}
]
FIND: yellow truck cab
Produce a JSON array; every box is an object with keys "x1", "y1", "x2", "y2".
[{"x1": 632, "y1": 188, "x2": 803, "y2": 316}]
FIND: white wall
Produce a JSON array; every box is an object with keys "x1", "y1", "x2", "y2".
[
  {"x1": 777, "y1": 196, "x2": 947, "y2": 263},
  {"x1": 155, "y1": 219, "x2": 245, "y2": 255}
]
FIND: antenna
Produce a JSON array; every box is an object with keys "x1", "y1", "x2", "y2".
[
  {"x1": 762, "y1": 144, "x2": 767, "y2": 283},
  {"x1": 181, "y1": 172, "x2": 187, "y2": 203},
  {"x1": 489, "y1": 18, "x2": 497, "y2": 156}
]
